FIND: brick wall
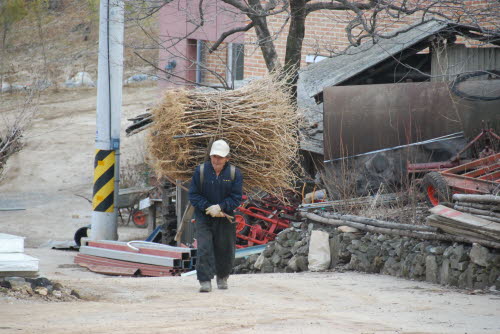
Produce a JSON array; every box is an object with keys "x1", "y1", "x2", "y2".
[
  {"x1": 200, "y1": 42, "x2": 229, "y2": 86},
  {"x1": 157, "y1": 0, "x2": 497, "y2": 85},
  {"x1": 243, "y1": 1, "x2": 497, "y2": 78}
]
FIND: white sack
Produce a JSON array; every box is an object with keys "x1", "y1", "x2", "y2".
[{"x1": 308, "y1": 230, "x2": 331, "y2": 271}]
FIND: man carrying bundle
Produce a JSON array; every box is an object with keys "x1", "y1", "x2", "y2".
[{"x1": 188, "y1": 139, "x2": 243, "y2": 292}]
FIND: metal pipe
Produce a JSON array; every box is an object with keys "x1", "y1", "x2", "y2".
[
  {"x1": 196, "y1": 40, "x2": 202, "y2": 84},
  {"x1": 324, "y1": 132, "x2": 464, "y2": 163},
  {"x1": 226, "y1": 42, "x2": 233, "y2": 88}
]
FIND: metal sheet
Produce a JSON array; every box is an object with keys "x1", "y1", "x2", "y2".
[
  {"x1": 323, "y1": 80, "x2": 500, "y2": 161},
  {"x1": 79, "y1": 246, "x2": 181, "y2": 268}
]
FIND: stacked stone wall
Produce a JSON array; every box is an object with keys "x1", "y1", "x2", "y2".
[{"x1": 234, "y1": 222, "x2": 500, "y2": 290}]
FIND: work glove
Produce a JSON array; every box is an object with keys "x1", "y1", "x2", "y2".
[{"x1": 205, "y1": 204, "x2": 224, "y2": 217}]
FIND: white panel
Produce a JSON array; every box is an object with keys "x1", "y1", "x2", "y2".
[
  {"x1": 0, "y1": 233, "x2": 24, "y2": 253},
  {"x1": 79, "y1": 246, "x2": 179, "y2": 267},
  {"x1": 0, "y1": 253, "x2": 39, "y2": 272}
]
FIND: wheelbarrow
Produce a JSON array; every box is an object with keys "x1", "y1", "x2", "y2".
[{"x1": 117, "y1": 186, "x2": 155, "y2": 228}]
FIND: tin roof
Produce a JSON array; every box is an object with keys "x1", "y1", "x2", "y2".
[{"x1": 299, "y1": 20, "x2": 451, "y2": 99}]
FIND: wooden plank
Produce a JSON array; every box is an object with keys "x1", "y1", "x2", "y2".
[
  {"x1": 78, "y1": 263, "x2": 139, "y2": 276},
  {"x1": 476, "y1": 215, "x2": 500, "y2": 224},
  {"x1": 454, "y1": 205, "x2": 500, "y2": 219},
  {"x1": 455, "y1": 201, "x2": 500, "y2": 212},
  {"x1": 427, "y1": 216, "x2": 499, "y2": 241},
  {"x1": 79, "y1": 246, "x2": 181, "y2": 267},
  {"x1": 429, "y1": 205, "x2": 500, "y2": 233},
  {"x1": 443, "y1": 153, "x2": 499, "y2": 174},
  {"x1": 175, "y1": 203, "x2": 194, "y2": 243},
  {"x1": 431, "y1": 223, "x2": 495, "y2": 241},
  {"x1": 427, "y1": 213, "x2": 500, "y2": 238}
]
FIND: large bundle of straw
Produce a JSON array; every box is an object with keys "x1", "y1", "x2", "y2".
[{"x1": 147, "y1": 75, "x2": 302, "y2": 196}]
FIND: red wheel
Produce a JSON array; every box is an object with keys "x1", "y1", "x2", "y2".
[
  {"x1": 234, "y1": 210, "x2": 251, "y2": 236},
  {"x1": 132, "y1": 210, "x2": 148, "y2": 228},
  {"x1": 422, "y1": 172, "x2": 451, "y2": 206}
]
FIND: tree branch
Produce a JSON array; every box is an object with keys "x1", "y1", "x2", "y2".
[
  {"x1": 305, "y1": 1, "x2": 372, "y2": 14},
  {"x1": 133, "y1": 51, "x2": 230, "y2": 90},
  {"x1": 220, "y1": 0, "x2": 250, "y2": 14},
  {"x1": 209, "y1": 22, "x2": 254, "y2": 53}
]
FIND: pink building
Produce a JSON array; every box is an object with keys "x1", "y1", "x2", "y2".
[
  {"x1": 158, "y1": 0, "x2": 245, "y2": 89},
  {"x1": 158, "y1": 0, "x2": 497, "y2": 88}
]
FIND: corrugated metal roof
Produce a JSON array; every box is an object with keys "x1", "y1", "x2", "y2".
[{"x1": 299, "y1": 20, "x2": 451, "y2": 98}]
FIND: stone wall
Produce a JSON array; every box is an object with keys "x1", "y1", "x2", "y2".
[{"x1": 233, "y1": 222, "x2": 500, "y2": 290}]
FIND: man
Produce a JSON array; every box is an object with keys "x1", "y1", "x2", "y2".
[{"x1": 188, "y1": 139, "x2": 243, "y2": 292}]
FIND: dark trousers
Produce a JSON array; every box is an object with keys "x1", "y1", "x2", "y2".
[{"x1": 195, "y1": 216, "x2": 236, "y2": 282}]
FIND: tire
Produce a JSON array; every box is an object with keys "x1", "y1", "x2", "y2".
[
  {"x1": 422, "y1": 172, "x2": 451, "y2": 206},
  {"x1": 132, "y1": 209, "x2": 148, "y2": 228},
  {"x1": 234, "y1": 210, "x2": 251, "y2": 236},
  {"x1": 74, "y1": 225, "x2": 90, "y2": 246}
]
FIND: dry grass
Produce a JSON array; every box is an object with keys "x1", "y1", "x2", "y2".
[{"x1": 147, "y1": 75, "x2": 303, "y2": 198}]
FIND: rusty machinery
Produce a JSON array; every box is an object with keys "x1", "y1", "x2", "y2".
[
  {"x1": 233, "y1": 193, "x2": 301, "y2": 249},
  {"x1": 421, "y1": 153, "x2": 500, "y2": 206}
]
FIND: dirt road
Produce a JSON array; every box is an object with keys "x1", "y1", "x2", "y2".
[
  {"x1": 0, "y1": 249, "x2": 498, "y2": 334},
  {"x1": 1, "y1": 86, "x2": 499, "y2": 334}
]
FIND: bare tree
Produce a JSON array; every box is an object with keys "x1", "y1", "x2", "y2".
[
  {"x1": 126, "y1": 0, "x2": 500, "y2": 93},
  {"x1": 0, "y1": 88, "x2": 38, "y2": 177}
]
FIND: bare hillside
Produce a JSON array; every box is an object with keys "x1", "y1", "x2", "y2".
[{"x1": 1, "y1": 0, "x2": 157, "y2": 87}]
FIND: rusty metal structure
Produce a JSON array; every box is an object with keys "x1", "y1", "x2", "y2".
[
  {"x1": 423, "y1": 153, "x2": 500, "y2": 206},
  {"x1": 323, "y1": 80, "x2": 500, "y2": 162}
]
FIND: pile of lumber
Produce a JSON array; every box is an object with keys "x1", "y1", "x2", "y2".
[
  {"x1": 145, "y1": 75, "x2": 302, "y2": 198},
  {"x1": 0, "y1": 233, "x2": 39, "y2": 277},
  {"x1": 427, "y1": 204, "x2": 500, "y2": 244},
  {"x1": 75, "y1": 239, "x2": 196, "y2": 277},
  {"x1": 452, "y1": 194, "x2": 500, "y2": 223}
]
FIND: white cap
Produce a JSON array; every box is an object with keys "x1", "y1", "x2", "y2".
[{"x1": 210, "y1": 139, "x2": 230, "y2": 157}]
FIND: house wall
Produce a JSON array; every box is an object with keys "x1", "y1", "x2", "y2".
[
  {"x1": 431, "y1": 44, "x2": 500, "y2": 81},
  {"x1": 158, "y1": 0, "x2": 497, "y2": 86},
  {"x1": 201, "y1": 42, "x2": 229, "y2": 86},
  {"x1": 158, "y1": 0, "x2": 244, "y2": 88},
  {"x1": 244, "y1": 0, "x2": 497, "y2": 79}
]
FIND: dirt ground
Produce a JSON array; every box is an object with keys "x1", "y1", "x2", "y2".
[{"x1": 1, "y1": 86, "x2": 499, "y2": 334}]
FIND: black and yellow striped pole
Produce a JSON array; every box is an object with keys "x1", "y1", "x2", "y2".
[
  {"x1": 92, "y1": 150, "x2": 115, "y2": 213},
  {"x1": 90, "y1": 0, "x2": 124, "y2": 241}
]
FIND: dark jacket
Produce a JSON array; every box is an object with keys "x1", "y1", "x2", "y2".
[{"x1": 188, "y1": 161, "x2": 243, "y2": 221}]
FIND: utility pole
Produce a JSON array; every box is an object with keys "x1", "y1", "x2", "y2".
[{"x1": 90, "y1": 0, "x2": 124, "y2": 240}]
